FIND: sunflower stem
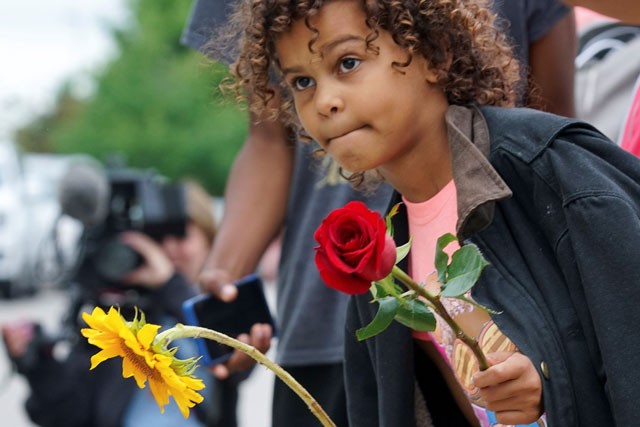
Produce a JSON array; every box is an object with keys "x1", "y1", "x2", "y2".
[{"x1": 155, "y1": 324, "x2": 337, "y2": 427}]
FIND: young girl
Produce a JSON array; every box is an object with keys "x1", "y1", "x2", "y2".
[{"x1": 227, "y1": 0, "x2": 640, "y2": 426}]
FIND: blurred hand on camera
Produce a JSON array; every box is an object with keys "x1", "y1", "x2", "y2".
[{"x1": 120, "y1": 232, "x2": 174, "y2": 288}]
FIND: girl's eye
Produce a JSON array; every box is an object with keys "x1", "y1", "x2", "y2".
[
  {"x1": 339, "y1": 57, "x2": 361, "y2": 73},
  {"x1": 293, "y1": 76, "x2": 315, "y2": 91}
]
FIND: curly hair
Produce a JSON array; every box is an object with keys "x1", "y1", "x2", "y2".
[{"x1": 218, "y1": 0, "x2": 520, "y2": 185}]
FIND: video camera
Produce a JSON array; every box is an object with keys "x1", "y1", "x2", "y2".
[
  {"x1": 0, "y1": 166, "x2": 189, "y2": 375},
  {"x1": 60, "y1": 165, "x2": 188, "y2": 291}
]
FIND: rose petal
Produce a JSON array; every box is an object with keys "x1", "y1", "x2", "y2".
[
  {"x1": 315, "y1": 250, "x2": 371, "y2": 294},
  {"x1": 375, "y1": 233, "x2": 397, "y2": 278},
  {"x1": 314, "y1": 201, "x2": 396, "y2": 293}
]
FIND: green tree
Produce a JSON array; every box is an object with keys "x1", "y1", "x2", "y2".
[{"x1": 16, "y1": 0, "x2": 247, "y2": 195}]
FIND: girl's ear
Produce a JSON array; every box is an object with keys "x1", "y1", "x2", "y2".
[
  {"x1": 423, "y1": 52, "x2": 452, "y2": 85},
  {"x1": 424, "y1": 65, "x2": 439, "y2": 84}
]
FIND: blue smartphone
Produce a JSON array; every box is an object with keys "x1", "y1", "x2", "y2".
[{"x1": 182, "y1": 274, "x2": 276, "y2": 366}]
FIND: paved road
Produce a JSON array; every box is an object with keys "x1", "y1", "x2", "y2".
[{"x1": 0, "y1": 289, "x2": 274, "y2": 427}]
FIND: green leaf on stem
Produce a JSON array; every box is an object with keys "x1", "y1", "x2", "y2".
[
  {"x1": 371, "y1": 282, "x2": 383, "y2": 299},
  {"x1": 385, "y1": 203, "x2": 402, "y2": 238},
  {"x1": 440, "y1": 244, "x2": 488, "y2": 297},
  {"x1": 356, "y1": 296, "x2": 400, "y2": 340},
  {"x1": 374, "y1": 275, "x2": 401, "y2": 299},
  {"x1": 395, "y1": 299, "x2": 436, "y2": 332},
  {"x1": 455, "y1": 295, "x2": 501, "y2": 315},
  {"x1": 396, "y1": 236, "x2": 413, "y2": 265},
  {"x1": 435, "y1": 233, "x2": 458, "y2": 283}
]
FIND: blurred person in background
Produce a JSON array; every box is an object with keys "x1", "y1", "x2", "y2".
[
  {"x1": 567, "y1": 0, "x2": 640, "y2": 156},
  {"x1": 563, "y1": 0, "x2": 640, "y2": 23},
  {"x1": 1, "y1": 180, "x2": 240, "y2": 427},
  {"x1": 181, "y1": 0, "x2": 576, "y2": 426}
]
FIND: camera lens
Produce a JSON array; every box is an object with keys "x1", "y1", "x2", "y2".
[{"x1": 92, "y1": 237, "x2": 142, "y2": 282}]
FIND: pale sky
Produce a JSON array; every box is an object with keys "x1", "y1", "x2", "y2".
[{"x1": 0, "y1": 0, "x2": 128, "y2": 137}]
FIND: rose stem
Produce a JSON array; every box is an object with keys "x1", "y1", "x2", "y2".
[
  {"x1": 155, "y1": 325, "x2": 336, "y2": 427},
  {"x1": 391, "y1": 266, "x2": 490, "y2": 371}
]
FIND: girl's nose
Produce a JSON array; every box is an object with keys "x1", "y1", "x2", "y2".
[{"x1": 315, "y1": 84, "x2": 344, "y2": 117}]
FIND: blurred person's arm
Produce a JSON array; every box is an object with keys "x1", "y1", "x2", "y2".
[
  {"x1": 529, "y1": 9, "x2": 577, "y2": 117},
  {"x1": 181, "y1": 0, "x2": 290, "y2": 377},
  {"x1": 562, "y1": 0, "x2": 640, "y2": 23},
  {"x1": 2, "y1": 323, "x2": 98, "y2": 427},
  {"x1": 201, "y1": 105, "x2": 293, "y2": 295},
  {"x1": 198, "y1": 99, "x2": 293, "y2": 378}
]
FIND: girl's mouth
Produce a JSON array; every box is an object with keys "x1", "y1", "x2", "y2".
[{"x1": 328, "y1": 125, "x2": 369, "y2": 144}]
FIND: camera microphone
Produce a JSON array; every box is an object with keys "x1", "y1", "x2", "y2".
[{"x1": 58, "y1": 162, "x2": 110, "y2": 225}]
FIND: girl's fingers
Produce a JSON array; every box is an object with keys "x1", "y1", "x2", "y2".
[
  {"x1": 472, "y1": 353, "x2": 521, "y2": 388},
  {"x1": 482, "y1": 392, "x2": 540, "y2": 413},
  {"x1": 478, "y1": 374, "x2": 540, "y2": 402}
]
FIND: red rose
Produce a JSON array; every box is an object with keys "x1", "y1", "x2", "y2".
[{"x1": 314, "y1": 201, "x2": 397, "y2": 295}]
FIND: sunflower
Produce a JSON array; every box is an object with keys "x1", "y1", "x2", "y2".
[{"x1": 81, "y1": 306, "x2": 205, "y2": 418}]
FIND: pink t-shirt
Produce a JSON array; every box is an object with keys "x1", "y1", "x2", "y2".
[
  {"x1": 620, "y1": 78, "x2": 640, "y2": 157},
  {"x1": 404, "y1": 180, "x2": 546, "y2": 427}
]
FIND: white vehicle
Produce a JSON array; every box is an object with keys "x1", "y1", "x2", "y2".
[
  {"x1": 0, "y1": 140, "x2": 31, "y2": 297},
  {"x1": 22, "y1": 153, "x2": 83, "y2": 290}
]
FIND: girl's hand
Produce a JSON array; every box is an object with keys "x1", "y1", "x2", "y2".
[
  {"x1": 471, "y1": 351, "x2": 543, "y2": 425},
  {"x1": 120, "y1": 232, "x2": 175, "y2": 288}
]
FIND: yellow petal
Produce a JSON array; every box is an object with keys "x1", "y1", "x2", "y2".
[
  {"x1": 182, "y1": 386, "x2": 205, "y2": 403},
  {"x1": 86, "y1": 336, "x2": 120, "y2": 351},
  {"x1": 148, "y1": 378, "x2": 170, "y2": 412},
  {"x1": 137, "y1": 323, "x2": 161, "y2": 349},
  {"x1": 122, "y1": 356, "x2": 148, "y2": 388},
  {"x1": 82, "y1": 307, "x2": 108, "y2": 330},
  {"x1": 143, "y1": 352, "x2": 158, "y2": 369},
  {"x1": 181, "y1": 376, "x2": 206, "y2": 391},
  {"x1": 90, "y1": 346, "x2": 121, "y2": 369},
  {"x1": 105, "y1": 307, "x2": 126, "y2": 332},
  {"x1": 80, "y1": 328, "x2": 101, "y2": 339},
  {"x1": 172, "y1": 385, "x2": 204, "y2": 419},
  {"x1": 172, "y1": 394, "x2": 193, "y2": 419}
]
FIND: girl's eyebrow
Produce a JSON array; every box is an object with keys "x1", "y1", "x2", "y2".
[
  {"x1": 282, "y1": 65, "x2": 303, "y2": 76},
  {"x1": 281, "y1": 34, "x2": 364, "y2": 76},
  {"x1": 319, "y1": 34, "x2": 364, "y2": 55}
]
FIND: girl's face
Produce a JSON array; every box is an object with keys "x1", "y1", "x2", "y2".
[
  {"x1": 275, "y1": 0, "x2": 450, "y2": 183},
  {"x1": 161, "y1": 222, "x2": 211, "y2": 283}
]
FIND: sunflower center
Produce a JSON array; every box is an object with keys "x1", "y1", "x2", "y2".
[{"x1": 120, "y1": 342, "x2": 163, "y2": 382}]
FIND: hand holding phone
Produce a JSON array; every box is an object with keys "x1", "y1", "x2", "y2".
[{"x1": 182, "y1": 274, "x2": 276, "y2": 366}]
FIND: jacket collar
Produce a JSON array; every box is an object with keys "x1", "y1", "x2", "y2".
[
  {"x1": 446, "y1": 104, "x2": 512, "y2": 240},
  {"x1": 389, "y1": 105, "x2": 512, "y2": 243}
]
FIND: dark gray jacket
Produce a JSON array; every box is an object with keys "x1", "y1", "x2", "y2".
[{"x1": 345, "y1": 105, "x2": 640, "y2": 427}]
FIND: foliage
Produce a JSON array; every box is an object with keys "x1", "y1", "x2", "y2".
[
  {"x1": 15, "y1": 0, "x2": 247, "y2": 195},
  {"x1": 357, "y1": 229, "x2": 489, "y2": 344}
]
